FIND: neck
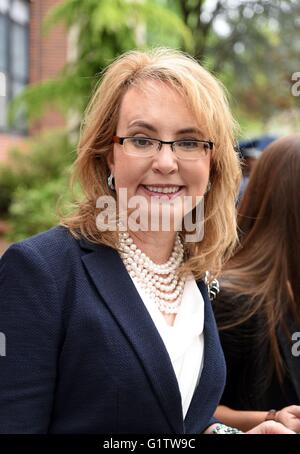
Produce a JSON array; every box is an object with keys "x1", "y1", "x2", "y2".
[{"x1": 129, "y1": 230, "x2": 177, "y2": 264}]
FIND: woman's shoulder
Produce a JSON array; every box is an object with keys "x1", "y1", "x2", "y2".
[
  {"x1": 6, "y1": 225, "x2": 74, "y2": 254},
  {"x1": 13, "y1": 225, "x2": 76, "y2": 251},
  {"x1": 1, "y1": 225, "x2": 83, "y2": 273}
]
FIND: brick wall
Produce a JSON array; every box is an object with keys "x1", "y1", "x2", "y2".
[
  {"x1": 0, "y1": 0, "x2": 67, "y2": 160},
  {"x1": 29, "y1": 0, "x2": 67, "y2": 133}
]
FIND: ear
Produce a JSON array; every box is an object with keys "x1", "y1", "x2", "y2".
[{"x1": 106, "y1": 148, "x2": 115, "y2": 174}]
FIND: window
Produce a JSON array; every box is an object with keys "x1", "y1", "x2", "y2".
[{"x1": 0, "y1": 0, "x2": 29, "y2": 134}]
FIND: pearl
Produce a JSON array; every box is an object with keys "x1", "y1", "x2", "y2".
[{"x1": 118, "y1": 231, "x2": 185, "y2": 314}]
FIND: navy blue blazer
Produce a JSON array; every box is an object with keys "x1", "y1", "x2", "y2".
[{"x1": 0, "y1": 226, "x2": 226, "y2": 434}]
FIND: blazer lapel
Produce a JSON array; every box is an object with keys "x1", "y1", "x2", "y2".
[
  {"x1": 80, "y1": 240, "x2": 184, "y2": 433},
  {"x1": 184, "y1": 279, "x2": 225, "y2": 431}
]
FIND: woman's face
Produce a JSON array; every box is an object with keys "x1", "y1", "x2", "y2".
[{"x1": 107, "y1": 80, "x2": 211, "y2": 230}]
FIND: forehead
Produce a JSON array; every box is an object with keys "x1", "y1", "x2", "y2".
[{"x1": 117, "y1": 80, "x2": 201, "y2": 131}]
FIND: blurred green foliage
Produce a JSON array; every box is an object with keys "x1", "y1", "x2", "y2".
[
  {"x1": 9, "y1": 0, "x2": 192, "y2": 125},
  {"x1": 0, "y1": 131, "x2": 76, "y2": 240},
  {"x1": 8, "y1": 178, "x2": 67, "y2": 241},
  {"x1": 171, "y1": 0, "x2": 300, "y2": 124},
  {"x1": 10, "y1": 0, "x2": 300, "y2": 132}
]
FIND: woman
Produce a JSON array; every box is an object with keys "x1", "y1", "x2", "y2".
[
  {"x1": 0, "y1": 49, "x2": 293, "y2": 434},
  {"x1": 214, "y1": 134, "x2": 300, "y2": 431}
]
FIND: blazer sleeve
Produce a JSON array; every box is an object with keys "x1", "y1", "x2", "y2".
[
  {"x1": 0, "y1": 242, "x2": 62, "y2": 433},
  {"x1": 200, "y1": 416, "x2": 220, "y2": 434}
]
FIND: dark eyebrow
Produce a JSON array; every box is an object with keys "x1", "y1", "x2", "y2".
[
  {"x1": 176, "y1": 127, "x2": 203, "y2": 136},
  {"x1": 127, "y1": 121, "x2": 204, "y2": 136},
  {"x1": 127, "y1": 121, "x2": 158, "y2": 132}
]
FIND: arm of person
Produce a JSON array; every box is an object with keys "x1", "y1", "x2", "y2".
[
  {"x1": 214, "y1": 404, "x2": 300, "y2": 432},
  {"x1": 0, "y1": 242, "x2": 62, "y2": 433},
  {"x1": 214, "y1": 405, "x2": 268, "y2": 432}
]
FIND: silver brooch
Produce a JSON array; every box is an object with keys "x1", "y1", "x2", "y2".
[{"x1": 204, "y1": 271, "x2": 220, "y2": 301}]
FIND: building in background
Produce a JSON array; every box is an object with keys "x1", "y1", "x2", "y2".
[{"x1": 0, "y1": 0, "x2": 67, "y2": 162}]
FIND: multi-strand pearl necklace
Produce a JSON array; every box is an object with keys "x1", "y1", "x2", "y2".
[{"x1": 118, "y1": 231, "x2": 186, "y2": 314}]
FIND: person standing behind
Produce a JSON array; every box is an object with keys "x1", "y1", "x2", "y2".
[{"x1": 214, "y1": 134, "x2": 300, "y2": 432}]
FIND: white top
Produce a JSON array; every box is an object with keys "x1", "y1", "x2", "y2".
[{"x1": 130, "y1": 274, "x2": 205, "y2": 419}]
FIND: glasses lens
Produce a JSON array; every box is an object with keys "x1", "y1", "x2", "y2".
[
  {"x1": 123, "y1": 137, "x2": 157, "y2": 157},
  {"x1": 174, "y1": 140, "x2": 210, "y2": 160}
]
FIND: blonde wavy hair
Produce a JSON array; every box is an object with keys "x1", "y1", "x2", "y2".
[{"x1": 61, "y1": 48, "x2": 241, "y2": 281}]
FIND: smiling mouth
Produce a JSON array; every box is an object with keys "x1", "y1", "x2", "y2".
[{"x1": 140, "y1": 184, "x2": 185, "y2": 199}]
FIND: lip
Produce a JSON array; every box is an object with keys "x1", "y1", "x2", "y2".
[
  {"x1": 138, "y1": 184, "x2": 185, "y2": 200},
  {"x1": 141, "y1": 184, "x2": 184, "y2": 187}
]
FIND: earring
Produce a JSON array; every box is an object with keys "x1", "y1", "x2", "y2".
[
  {"x1": 108, "y1": 172, "x2": 115, "y2": 190},
  {"x1": 206, "y1": 181, "x2": 211, "y2": 194}
]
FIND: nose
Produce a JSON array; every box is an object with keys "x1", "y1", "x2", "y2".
[{"x1": 151, "y1": 143, "x2": 178, "y2": 175}]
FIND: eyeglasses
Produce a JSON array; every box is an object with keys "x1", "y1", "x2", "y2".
[{"x1": 112, "y1": 135, "x2": 213, "y2": 160}]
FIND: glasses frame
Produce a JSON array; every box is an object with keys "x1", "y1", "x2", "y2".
[{"x1": 112, "y1": 135, "x2": 214, "y2": 159}]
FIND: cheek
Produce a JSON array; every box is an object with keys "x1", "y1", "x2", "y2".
[
  {"x1": 182, "y1": 160, "x2": 210, "y2": 190},
  {"x1": 114, "y1": 156, "x2": 148, "y2": 189}
]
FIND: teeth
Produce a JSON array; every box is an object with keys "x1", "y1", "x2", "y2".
[{"x1": 144, "y1": 185, "x2": 181, "y2": 194}]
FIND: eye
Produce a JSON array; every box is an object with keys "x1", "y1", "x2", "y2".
[
  {"x1": 176, "y1": 140, "x2": 199, "y2": 149},
  {"x1": 130, "y1": 137, "x2": 154, "y2": 148}
]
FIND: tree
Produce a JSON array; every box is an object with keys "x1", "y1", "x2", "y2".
[
  {"x1": 11, "y1": 0, "x2": 300, "y2": 131},
  {"x1": 10, "y1": 0, "x2": 192, "y2": 127},
  {"x1": 170, "y1": 0, "x2": 300, "y2": 126}
]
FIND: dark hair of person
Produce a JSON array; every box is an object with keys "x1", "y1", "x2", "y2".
[{"x1": 217, "y1": 134, "x2": 300, "y2": 383}]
